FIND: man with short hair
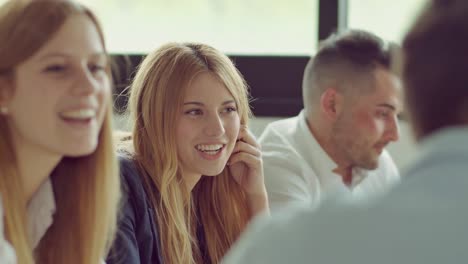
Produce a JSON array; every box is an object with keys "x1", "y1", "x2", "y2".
[
  {"x1": 261, "y1": 30, "x2": 402, "y2": 210},
  {"x1": 222, "y1": 1, "x2": 468, "y2": 263}
]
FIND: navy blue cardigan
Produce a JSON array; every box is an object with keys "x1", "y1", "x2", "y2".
[
  {"x1": 106, "y1": 156, "x2": 164, "y2": 264},
  {"x1": 107, "y1": 156, "x2": 210, "y2": 264}
]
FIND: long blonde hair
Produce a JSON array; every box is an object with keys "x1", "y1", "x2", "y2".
[
  {"x1": 127, "y1": 42, "x2": 251, "y2": 263},
  {"x1": 0, "y1": 1, "x2": 120, "y2": 263}
]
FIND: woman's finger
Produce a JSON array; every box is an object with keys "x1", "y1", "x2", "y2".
[
  {"x1": 237, "y1": 127, "x2": 260, "y2": 149},
  {"x1": 228, "y1": 152, "x2": 262, "y2": 168},
  {"x1": 232, "y1": 141, "x2": 261, "y2": 157}
]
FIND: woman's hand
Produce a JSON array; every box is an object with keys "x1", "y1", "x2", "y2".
[{"x1": 228, "y1": 126, "x2": 269, "y2": 216}]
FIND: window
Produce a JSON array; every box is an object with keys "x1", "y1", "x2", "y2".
[
  {"x1": 348, "y1": 0, "x2": 426, "y2": 43},
  {"x1": 80, "y1": 0, "x2": 318, "y2": 55}
]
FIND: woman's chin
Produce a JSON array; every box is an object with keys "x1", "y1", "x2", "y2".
[
  {"x1": 62, "y1": 143, "x2": 98, "y2": 158},
  {"x1": 201, "y1": 165, "x2": 227, "y2": 177}
]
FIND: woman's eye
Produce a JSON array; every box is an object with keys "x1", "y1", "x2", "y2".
[
  {"x1": 89, "y1": 64, "x2": 106, "y2": 73},
  {"x1": 185, "y1": 109, "x2": 203, "y2": 115},
  {"x1": 223, "y1": 106, "x2": 237, "y2": 113},
  {"x1": 377, "y1": 110, "x2": 389, "y2": 119},
  {"x1": 44, "y1": 64, "x2": 67, "y2": 73}
]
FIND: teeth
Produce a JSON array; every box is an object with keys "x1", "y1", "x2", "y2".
[
  {"x1": 60, "y1": 109, "x2": 96, "y2": 119},
  {"x1": 196, "y1": 144, "x2": 223, "y2": 152}
]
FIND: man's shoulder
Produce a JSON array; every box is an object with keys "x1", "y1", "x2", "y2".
[
  {"x1": 222, "y1": 205, "x2": 332, "y2": 264},
  {"x1": 259, "y1": 116, "x2": 301, "y2": 144},
  {"x1": 224, "y1": 195, "x2": 466, "y2": 264},
  {"x1": 260, "y1": 140, "x2": 307, "y2": 176},
  {"x1": 259, "y1": 116, "x2": 304, "y2": 157},
  {"x1": 259, "y1": 115, "x2": 315, "y2": 179}
]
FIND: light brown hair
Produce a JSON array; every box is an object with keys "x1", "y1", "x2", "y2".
[{"x1": 0, "y1": 1, "x2": 120, "y2": 263}]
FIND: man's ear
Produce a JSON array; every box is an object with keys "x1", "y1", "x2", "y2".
[{"x1": 319, "y1": 88, "x2": 344, "y2": 121}]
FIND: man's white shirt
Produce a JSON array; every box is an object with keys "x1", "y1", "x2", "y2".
[{"x1": 259, "y1": 110, "x2": 400, "y2": 211}]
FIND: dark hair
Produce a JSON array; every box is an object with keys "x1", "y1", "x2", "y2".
[
  {"x1": 402, "y1": 0, "x2": 468, "y2": 140},
  {"x1": 303, "y1": 29, "x2": 392, "y2": 105}
]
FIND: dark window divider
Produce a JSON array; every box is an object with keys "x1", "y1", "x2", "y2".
[{"x1": 111, "y1": 54, "x2": 308, "y2": 117}]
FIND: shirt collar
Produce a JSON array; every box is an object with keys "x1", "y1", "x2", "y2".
[
  {"x1": 27, "y1": 178, "x2": 56, "y2": 249},
  {"x1": 296, "y1": 110, "x2": 370, "y2": 189},
  {"x1": 295, "y1": 110, "x2": 340, "y2": 187}
]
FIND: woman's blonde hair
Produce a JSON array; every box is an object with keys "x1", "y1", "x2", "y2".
[
  {"x1": 127, "y1": 42, "x2": 251, "y2": 263},
  {"x1": 0, "y1": 1, "x2": 120, "y2": 263}
]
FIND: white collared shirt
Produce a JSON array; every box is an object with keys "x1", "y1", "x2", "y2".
[
  {"x1": 27, "y1": 178, "x2": 56, "y2": 249},
  {"x1": 0, "y1": 198, "x2": 16, "y2": 264},
  {"x1": 1, "y1": 179, "x2": 106, "y2": 264},
  {"x1": 259, "y1": 110, "x2": 400, "y2": 211},
  {"x1": 0, "y1": 179, "x2": 56, "y2": 263}
]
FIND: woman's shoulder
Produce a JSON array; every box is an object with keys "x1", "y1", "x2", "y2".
[
  {"x1": 115, "y1": 154, "x2": 154, "y2": 233},
  {"x1": 118, "y1": 154, "x2": 148, "y2": 200},
  {"x1": 108, "y1": 155, "x2": 164, "y2": 264},
  {"x1": 117, "y1": 154, "x2": 160, "y2": 214},
  {"x1": 118, "y1": 153, "x2": 140, "y2": 181}
]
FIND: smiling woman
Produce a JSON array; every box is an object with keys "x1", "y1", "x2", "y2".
[
  {"x1": 177, "y1": 72, "x2": 241, "y2": 190},
  {"x1": 107, "y1": 42, "x2": 269, "y2": 264},
  {"x1": 0, "y1": 1, "x2": 120, "y2": 263},
  {"x1": 10, "y1": 15, "x2": 109, "y2": 158}
]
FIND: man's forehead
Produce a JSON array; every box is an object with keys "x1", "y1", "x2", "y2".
[
  {"x1": 355, "y1": 79, "x2": 403, "y2": 112},
  {"x1": 373, "y1": 68, "x2": 402, "y2": 94}
]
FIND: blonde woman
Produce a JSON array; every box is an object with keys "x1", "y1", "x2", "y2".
[
  {"x1": 107, "y1": 43, "x2": 269, "y2": 264},
  {"x1": 0, "y1": 0, "x2": 120, "y2": 263}
]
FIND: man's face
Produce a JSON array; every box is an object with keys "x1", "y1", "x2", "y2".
[{"x1": 331, "y1": 68, "x2": 402, "y2": 170}]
